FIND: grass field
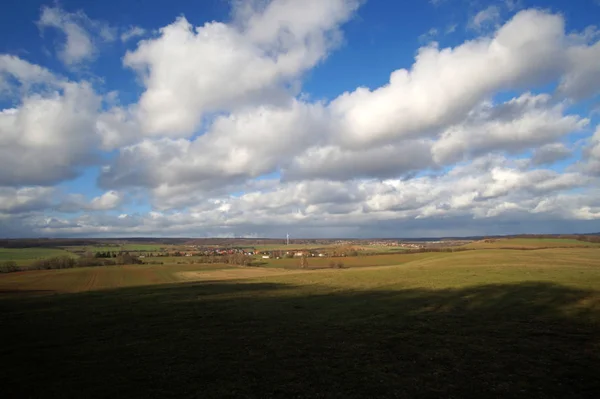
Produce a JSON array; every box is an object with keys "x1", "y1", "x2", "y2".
[
  {"x1": 463, "y1": 237, "x2": 600, "y2": 249},
  {"x1": 64, "y1": 244, "x2": 167, "y2": 253},
  {"x1": 0, "y1": 247, "x2": 78, "y2": 266},
  {"x1": 1, "y1": 248, "x2": 600, "y2": 398}
]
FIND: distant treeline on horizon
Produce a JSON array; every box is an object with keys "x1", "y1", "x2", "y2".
[{"x1": 1, "y1": 233, "x2": 599, "y2": 248}]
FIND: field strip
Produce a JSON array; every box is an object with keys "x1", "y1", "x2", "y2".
[
  {"x1": 175, "y1": 263, "x2": 415, "y2": 282},
  {"x1": 83, "y1": 268, "x2": 100, "y2": 292},
  {"x1": 176, "y1": 267, "x2": 308, "y2": 281}
]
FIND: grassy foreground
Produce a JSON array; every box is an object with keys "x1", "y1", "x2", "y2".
[{"x1": 1, "y1": 248, "x2": 600, "y2": 398}]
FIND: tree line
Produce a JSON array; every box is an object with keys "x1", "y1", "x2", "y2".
[{"x1": 0, "y1": 253, "x2": 143, "y2": 273}]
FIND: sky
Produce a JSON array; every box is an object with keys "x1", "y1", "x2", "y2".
[{"x1": 1, "y1": 0, "x2": 600, "y2": 238}]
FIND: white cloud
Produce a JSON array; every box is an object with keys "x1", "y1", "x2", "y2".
[
  {"x1": 470, "y1": 6, "x2": 501, "y2": 31},
  {"x1": 120, "y1": 26, "x2": 146, "y2": 42},
  {"x1": 0, "y1": 78, "x2": 101, "y2": 186},
  {"x1": 331, "y1": 10, "x2": 569, "y2": 149},
  {"x1": 431, "y1": 93, "x2": 587, "y2": 164},
  {"x1": 559, "y1": 40, "x2": 600, "y2": 99},
  {"x1": 530, "y1": 143, "x2": 572, "y2": 166},
  {"x1": 100, "y1": 100, "x2": 330, "y2": 190},
  {"x1": 37, "y1": 5, "x2": 116, "y2": 66},
  {"x1": 446, "y1": 24, "x2": 458, "y2": 34},
  {"x1": 11, "y1": 158, "x2": 600, "y2": 237},
  {"x1": 581, "y1": 125, "x2": 600, "y2": 175},
  {"x1": 96, "y1": 106, "x2": 141, "y2": 150},
  {"x1": 99, "y1": 9, "x2": 600, "y2": 200},
  {"x1": 89, "y1": 191, "x2": 123, "y2": 210},
  {"x1": 58, "y1": 190, "x2": 124, "y2": 212},
  {"x1": 3, "y1": 3, "x2": 600, "y2": 238},
  {"x1": 0, "y1": 55, "x2": 58, "y2": 93},
  {"x1": 419, "y1": 28, "x2": 439, "y2": 43},
  {"x1": 284, "y1": 141, "x2": 434, "y2": 181},
  {"x1": 0, "y1": 187, "x2": 55, "y2": 214},
  {"x1": 124, "y1": 0, "x2": 359, "y2": 137}
]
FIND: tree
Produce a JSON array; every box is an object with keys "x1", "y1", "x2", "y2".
[
  {"x1": 300, "y1": 254, "x2": 308, "y2": 269},
  {"x1": 0, "y1": 260, "x2": 20, "y2": 273}
]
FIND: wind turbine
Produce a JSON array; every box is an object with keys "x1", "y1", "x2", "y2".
[{"x1": 286, "y1": 233, "x2": 290, "y2": 246}]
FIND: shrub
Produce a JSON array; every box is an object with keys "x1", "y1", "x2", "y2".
[
  {"x1": 0, "y1": 261, "x2": 21, "y2": 273},
  {"x1": 76, "y1": 258, "x2": 116, "y2": 267},
  {"x1": 31, "y1": 256, "x2": 76, "y2": 270},
  {"x1": 223, "y1": 254, "x2": 253, "y2": 266}
]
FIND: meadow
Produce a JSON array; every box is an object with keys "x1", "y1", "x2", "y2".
[
  {"x1": 63, "y1": 243, "x2": 167, "y2": 253},
  {"x1": 463, "y1": 237, "x2": 600, "y2": 249},
  {"x1": 0, "y1": 247, "x2": 77, "y2": 266},
  {"x1": 1, "y1": 241, "x2": 600, "y2": 398}
]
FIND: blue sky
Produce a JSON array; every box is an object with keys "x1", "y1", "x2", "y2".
[{"x1": 0, "y1": 0, "x2": 599, "y2": 238}]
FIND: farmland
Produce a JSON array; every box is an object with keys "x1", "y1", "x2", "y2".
[
  {"x1": 463, "y1": 237, "x2": 600, "y2": 249},
  {"x1": 0, "y1": 247, "x2": 77, "y2": 265},
  {"x1": 1, "y1": 242, "x2": 600, "y2": 398},
  {"x1": 62, "y1": 243, "x2": 167, "y2": 254}
]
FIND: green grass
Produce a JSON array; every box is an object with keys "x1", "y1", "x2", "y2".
[
  {"x1": 0, "y1": 247, "x2": 78, "y2": 266},
  {"x1": 64, "y1": 244, "x2": 167, "y2": 253},
  {"x1": 141, "y1": 256, "x2": 204, "y2": 263},
  {"x1": 464, "y1": 237, "x2": 600, "y2": 249},
  {"x1": 0, "y1": 262, "x2": 235, "y2": 293},
  {"x1": 1, "y1": 248, "x2": 600, "y2": 398}
]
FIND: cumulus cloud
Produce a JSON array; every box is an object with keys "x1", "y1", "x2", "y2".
[
  {"x1": 99, "y1": 100, "x2": 331, "y2": 189},
  {"x1": 0, "y1": 55, "x2": 58, "y2": 93},
  {"x1": 284, "y1": 141, "x2": 434, "y2": 181},
  {"x1": 581, "y1": 126, "x2": 600, "y2": 175},
  {"x1": 0, "y1": 79, "x2": 101, "y2": 186},
  {"x1": 559, "y1": 40, "x2": 600, "y2": 99},
  {"x1": 101, "y1": 9, "x2": 600, "y2": 192},
  {"x1": 10, "y1": 158, "x2": 600, "y2": 238},
  {"x1": 331, "y1": 10, "x2": 569, "y2": 149},
  {"x1": 124, "y1": 0, "x2": 359, "y2": 137},
  {"x1": 0, "y1": 187, "x2": 55, "y2": 214},
  {"x1": 37, "y1": 5, "x2": 116, "y2": 65},
  {"x1": 3, "y1": 2, "x2": 600, "y2": 238},
  {"x1": 530, "y1": 143, "x2": 573, "y2": 166},
  {"x1": 57, "y1": 191, "x2": 124, "y2": 212},
  {"x1": 431, "y1": 93, "x2": 587, "y2": 164}
]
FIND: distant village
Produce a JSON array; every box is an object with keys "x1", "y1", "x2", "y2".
[{"x1": 138, "y1": 240, "x2": 439, "y2": 259}]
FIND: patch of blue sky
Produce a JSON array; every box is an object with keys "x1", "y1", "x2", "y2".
[{"x1": 58, "y1": 166, "x2": 105, "y2": 199}]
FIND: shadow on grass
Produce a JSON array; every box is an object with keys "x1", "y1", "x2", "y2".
[{"x1": 1, "y1": 281, "x2": 599, "y2": 398}]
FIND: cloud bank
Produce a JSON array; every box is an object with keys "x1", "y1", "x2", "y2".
[{"x1": 1, "y1": 1, "x2": 599, "y2": 238}]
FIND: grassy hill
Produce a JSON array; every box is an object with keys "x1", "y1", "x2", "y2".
[
  {"x1": 1, "y1": 248, "x2": 600, "y2": 397},
  {"x1": 462, "y1": 237, "x2": 600, "y2": 249}
]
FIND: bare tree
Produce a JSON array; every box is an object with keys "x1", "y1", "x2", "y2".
[{"x1": 300, "y1": 254, "x2": 308, "y2": 269}]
